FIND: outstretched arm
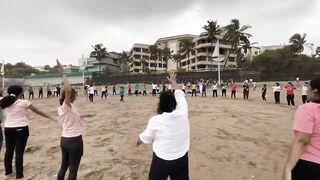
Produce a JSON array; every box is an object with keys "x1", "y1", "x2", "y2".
[
  {"x1": 29, "y1": 105, "x2": 54, "y2": 120},
  {"x1": 57, "y1": 60, "x2": 72, "y2": 107}
]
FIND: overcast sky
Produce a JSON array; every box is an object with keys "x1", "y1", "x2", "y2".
[{"x1": 1, "y1": 0, "x2": 319, "y2": 66}]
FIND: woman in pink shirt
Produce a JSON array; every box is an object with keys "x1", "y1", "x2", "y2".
[
  {"x1": 231, "y1": 82, "x2": 237, "y2": 98},
  {"x1": 285, "y1": 82, "x2": 297, "y2": 108},
  {"x1": 283, "y1": 77, "x2": 320, "y2": 180},
  {"x1": 56, "y1": 61, "x2": 93, "y2": 180},
  {"x1": 0, "y1": 85, "x2": 52, "y2": 179}
]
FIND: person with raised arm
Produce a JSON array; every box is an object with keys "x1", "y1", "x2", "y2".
[
  {"x1": 56, "y1": 60, "x2": 94, "y2": 180},
  {"x1": 137, "y1": 72, "x2": 190, "y2": 180},
  {"x1": 0, "y1": 85, "x2": 53, "y2": 179}
]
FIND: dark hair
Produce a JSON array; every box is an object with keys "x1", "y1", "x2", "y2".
[
  {"x1": 310, "y1": 77, "x2": 320, "y2": 98},
  {"x1": 157, "y1": 91, "x2": 177, "y2": 114},
  {"x1": 0, "y1": 85, "x2": 23, "y2": 109},
  {"x1": 288, "y1": 82, "x2": 293, "y2": 86},
  {"x1": 276, "y1": 83, "x2": 280, "y2": 86},
  {"x1": 59, "y1": 88, "x2": 77, "y2": 105}
]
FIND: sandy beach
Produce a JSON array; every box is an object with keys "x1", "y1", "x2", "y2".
[{"x1": 0, "y1": 83, "x2": 300, "y2": 180}]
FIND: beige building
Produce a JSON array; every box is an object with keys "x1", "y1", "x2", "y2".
[
  {"x1": 250, "y1": 44, "x2": 286, "y2": 60},
  {"x1": 128, "y1": 33, "x2": 237, "y2": 74}
]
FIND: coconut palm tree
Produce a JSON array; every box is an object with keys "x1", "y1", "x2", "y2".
[
  {"x1": 149, "y1": 44, "x2": 162, "y2": 72},
  {"x1": 202, "y1": 20, "x2": 222, "y2": 70},
  {"x1": 119, "y1": 51, "x2": 131, "y2": 73},
  {"x1": 179, "y1": 39, "x2": 195, "y2": 71},
  {"x1": 172, "y1": 53, "x2": 182, "y2": 71},
  {"x1": 289, "y1": 33, "x2": 307, "y2": 55},
  {"x1": 223, "y1": 19, "x2": 252, "y2": 69},
  {"x1": 91, "y1": 44, "x2": 107, "y2": 72},
  {"x1": 315, "y1": 46, "x2": 320, "y2": 57},
  {"x1": 161, "y1": 47, "x2": 173, "y2": 72}
]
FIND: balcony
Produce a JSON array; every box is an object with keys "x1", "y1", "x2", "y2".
[{"x1": 195, "y1": 43, "x2": 232, "y2": 49}]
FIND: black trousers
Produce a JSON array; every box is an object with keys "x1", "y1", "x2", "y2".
[
  {"x1": 57, "y1": 136, "x2": 83, "y2": 180},
  {"x1": 202, "y1": 90, "x2": 206, "y2": 97},
  {"x1": 39, "y1": 91, "x2": 43, "y2": 98},
  {"x1": 292, "y1": 159, "x2": 320, "y2": 180},
  {"x1": 94, "y1": 90, "x2": 98, "y2": 96},
  {"x1": 191, "y1": 90, "x2": 197, "y2": 97},
  {"x1": 149, "y1": 152, "x2": 189, "y2": 180},
  {"x1": 56, "y1": 91, "x2": 61, "y2": 97},
  {"x1": 243, "y1": 91, "x2": 249, "y2": 99},
  {"x1": 120, "y1": 95, "x2": 124, "y2": 102},
  {"x1": 274, "y1": 92, "x2": 280, "y2": 103},
  {"x1": 113, "y1": 90, "x2": 116, "y2": 95},
  {"x1": 231, "y1": 91, "x2": 236, "y2": 98},
  {"x1": 89, "y1": 94, "x2": 94, "y2": 102},
  {"x1": 47, "y1": 91, "x2": 52, "y2": 98},
  {"x1": 0, "y1": 125, "x2": 3, "y2": 152},
  {"x1": 135, "y1": 90, "x2": 139, "y2": 96},
  {"x1": 143, "y1": 90, "x2": 147, "y2": 96},
  {"x1": 262, "y1": 92, "x2": 266, "y2": 101},
  {"x1": 287, "y1": 94, "x2": 295, "y2": 106},
  {"x1": 222, "y1": 89, "x2": 226, "y2": 97},
  {"x1": 28, "y1": 92, "x2": 34, "y2": 99},
  {"x1": 152, "y1": 89, "x2": 157, "y2": 96},
  {"x1": 4, "y1": 126, "x2": 29, "y2": 179},
  {"x1": 101, "y1": 91, "x2": 107, "y2": 99},
  {"x1": 212, "y1": 90, "x2": 217, "y2": 97},
  {"x1": 302, "y1": 95, "x2": 308, "y2": 104}
]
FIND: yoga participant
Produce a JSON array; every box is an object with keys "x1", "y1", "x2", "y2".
[{"x1": 137, "y1": 72, "x2": 190, "y2": 180}]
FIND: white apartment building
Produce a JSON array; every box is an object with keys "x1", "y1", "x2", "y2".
[
  {"x1": 250, "y1": 44, "x2": 286, "y2": 60},
  {"x1": 128, "y1": 34, "x2": 237, "y2": 73}
]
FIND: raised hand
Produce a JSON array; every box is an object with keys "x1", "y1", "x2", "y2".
[
  {"x1": 56, "y1": 59, "x2": 66, "y2": 74},
  {"x1": 167, "y1": 71, "x2": 177, "y2": 85}
]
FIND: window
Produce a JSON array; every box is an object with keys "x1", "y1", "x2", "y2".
[{"x1": 229, "y1": 57, "x2": 235, "y2": 62}]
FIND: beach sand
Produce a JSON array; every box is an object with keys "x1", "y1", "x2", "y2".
[{"x1": 0, "y1": 83, "x2": 299, "y2": 180}]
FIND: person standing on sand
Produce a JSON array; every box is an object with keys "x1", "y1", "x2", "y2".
[
  {"x1": 202, "y1": 82, "x2": 207, "y2": 97},
  {"x1": 261, "y1": 84, "x2": 267, "y2": 101},
  {"x1": 38, "y1": 87, "x2": 43, "y2": 99},
  {"x1": 212, "y1": 82, "x2": 218, "y2": 98},
  {"x1": 0, "y1": 85, "x2": 53, "y2": 180},
  {"x1": 143, "y1": 83, "x2": 147, "y2": 96},
  {"x1": 56, "y1": 60, "x2": 94, "y2": 180},
  {"x1": 243, "y1": 83, "x2": 250, "y2": 100},
  {"x1": 285, "y1": 82, "x2": 297, "y2": 108},
  {"x1": 283, "y1": 77, "x2": 320, "y2": 180},
  {"x1": 231, "y1": 82, "x2": 237, "y2": 99},
  {"x1": 120, "y1": 86, "x2": 125, "y2": 102},
  {"x1": 28, "y1": 86, "x2": 34, "y2": 100},
  {"x1": 222, "y1": 83, "x2": 227, "y2": 97},
  {"x1": 134, "y1": 84, "x2": 139, "y2": 96},
  {"x1": 137, "y1": 72, "x2": 190, "y2": 180},
  {"x1": 272, "y1": 83, "x2": 282, "y2": 104},
  {"x1": 88, "y1": 85, "x2": 94, "y2": 102},
  {"x1": 302, "y1": 82, "x2": 309, "y2": 104},
  {"x1": 191, "y1": 82, "x2": 197, "y2": 97},
  {"x1": 101, "y1": 85, "x2": 107, "y2": 99},
  {"x1": 113, "y1": 85, "x2": 116, "y2": 95}
]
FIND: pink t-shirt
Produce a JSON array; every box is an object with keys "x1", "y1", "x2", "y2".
[
  {"x1": 293, "y1": 102, "x2": 320, "y2": 164},
  {"x1": 58, "y1": 103, "x2": 84, "y2": 138},
  {"x1": 231, "y1": 84, "x2": 237, "y2": 91},
  {"x1": 4, "y1": 99, "x2": 31, "y2": 128}
]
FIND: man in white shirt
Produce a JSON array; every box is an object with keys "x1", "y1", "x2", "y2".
[
  {"x1": 137, "y1": 72, "x2": 190, "y2": 180},
  {"x1": 88, "y1": 85, "x2": 94, "y2": 102},
  {"x1": 302, "y1": 82, "x2": 309, "y2": 104},
  {"x1": 212, "y1": 82, "x2": 218, "y2": 97},
  {"x1": 152, "y1": 83, "x2": 157, "y2": 96}
]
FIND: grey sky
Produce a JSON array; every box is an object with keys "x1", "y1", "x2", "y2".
[{"x1": 1, "y1": 0, "x2": 319, "y2": 66}]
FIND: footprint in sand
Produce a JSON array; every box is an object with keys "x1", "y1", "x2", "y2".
[
  {"x1": 25, "y1": 146, "x2": 41, "y2": 153},
  {"x1": 47, "y1": 145, "x2": 59, "y2": 154},
  {"x1": 84, "y1": 170, "x2": 104, "y2": 180}
]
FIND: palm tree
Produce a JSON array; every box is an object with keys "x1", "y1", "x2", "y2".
[
  {"x1": 91, "y1": 44, "x2": 107, "y2": 72},
  {"x1": 202, "y1": 20, "x2": 222, "y2": 70},
  {"x1": 179, "y1": 39, "x2": 195, "y2": 71},
  {"x1": 119, "y1": 51, "x2": 131, "y2": 73},
  {"x1": 172, "y1": 53, "x2": 182, "y2": 71},
  {"x1": 316, "y1": 46, "x2": 320, "y2": 57},
  {"x1": 223, "y1": 19, "x2": 252, "y2": 69},
  {"x1": 161, "y1": 47, "x2": 173, "y2": 72},
  {"x1": 289, "y1": 33, "x2": 307, "y2": 55},
  {"x1": 149, "y1": 44, "x2": 162, "y2": 72}
]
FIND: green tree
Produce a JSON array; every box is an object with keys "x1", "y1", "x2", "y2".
[
  {"x1": 119, "y1": 51, "x2": 131, "y2": 73},
  {"x1": 161, "y1": 47, "x2": 173, "y2": 72},
  {"x1": 172, "y1": 53, "x2": 182, "y2": 71},
  {"x1": 91, "y1": 44, "x2": 107, "y2": 72},
  {"x1": 289, "y1": 33, "x2": 307, "y2": 55},
  {"x1": 223, "y1": 19, "x2": 252, "y2": 69},
  {"x1": 179, "y1": 39, "x2": 195, "y2": 71},
  {"x1": 202, "y1": 20, "x2": 222, "y2": 70},
  {"x1": 149, "y1": 44, "x2": 162, "y2": 72}
]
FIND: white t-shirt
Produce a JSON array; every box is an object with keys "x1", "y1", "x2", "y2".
[
  {"x1": 212, "y1": 84, "x2": 218, "y2": 90},
  {"x1": 4, "y1": 99, "x2": 32, "y2": 128},
  {"x1": 139, "y1": 90, "x2": 190, "y2": 160},
  {"x1": 152, "y1": 84, "x2": 157, "y2": 90},
  {"x1": 302, "y1": 86, "x2": 308, "y2": 96},
  {"x1": 89, "y1": 87, "x2": 94, "y2": 94},
  {"x1": 272, "y1": 86, "x2": 281, "y2": 92},
  {"x1": 182, "y1": 85, "x2": 186, "y2": 90}
]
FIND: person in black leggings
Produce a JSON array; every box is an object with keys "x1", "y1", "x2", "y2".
[{"x1": 0, "y1": 85, "x2": 52, "y2": 179}]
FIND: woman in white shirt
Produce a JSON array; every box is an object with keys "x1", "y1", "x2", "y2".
[
  {"x1": 272, "y1": 82, "x2": 282, "y2": 104},
  {"x1": 302, "y1": 82, "x2": 309, "y2": 104},
  {"x1": 137, "y1": 72, "x2": 190, "y2": 180}
]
